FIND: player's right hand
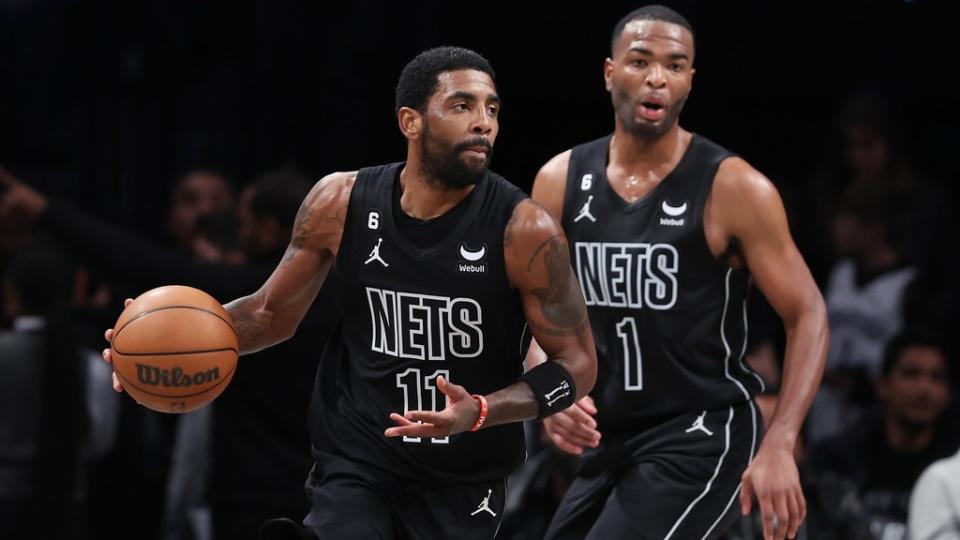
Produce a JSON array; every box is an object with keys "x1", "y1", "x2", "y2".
[
  {"x1": 102, "y1": 298, "x2": 134, "y2": 393},
  {"x1": 543, "y1": 395, "x2": 601, "y2": 455}
]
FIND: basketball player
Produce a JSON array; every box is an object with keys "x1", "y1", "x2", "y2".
[
  {"x1": 527, "y1": 6, "x2": 828, "y2": 540},
  {"x1": 103, "y1": 46, "x2": 597, "y2": 538}
]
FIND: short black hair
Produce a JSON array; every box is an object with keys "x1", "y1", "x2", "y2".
[
  {"x1": 611, "y1": 5, "x2": 695, "y2": 55},
  {"x1": 395, "y1": 46, "x2": 495, "y2": 113},
  {"x1": 249, "y1": 168, "x2": 312, "y2": 227},
  {"x1": 882, "y1": 329, "x2": 949, "y2": 378}
]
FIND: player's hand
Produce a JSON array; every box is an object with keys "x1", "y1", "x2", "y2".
[
  {"x1": 102, "y1": 298, "x2": 134, "y2": 393},
  {"x1": 384, "y1": 376, "x2": 480, "y2": 439},
  {"x1": 542, "y1": 395, "x2": 601, "y2": 455},
  {"x1": 740, "y1": 442, "x2": 805, "y2": 540},
  {"x1": 0, "y1": 166, "x2": 48, "y2": 223}
]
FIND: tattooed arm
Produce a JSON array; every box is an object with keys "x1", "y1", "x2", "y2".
[
  {"x1": 103, "y1": 172, "x2": 354, "y2": 392},
  {"x1": 224, "y1": 172, "x2": 355, "y2": 354},
  {"x1": 494, "y1": 199, "x2": 597, "y2": 421},
  {"x1": 463, "y1": 199, "x2": 597, "y2": 427},
  {"x1": 526, "y1": 150, "x2": 604, "y2": 455},
  {"x1": 383, "y1": 199, "x2": 596, "y2": 439}
]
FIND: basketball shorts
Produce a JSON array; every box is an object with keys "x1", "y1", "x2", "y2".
[
  {"x1": 303, "y1": 448, "x2": 506, "y2": 539},
  {"x1": 545, "y1": 400, "x2": 762, "y2": 540}
]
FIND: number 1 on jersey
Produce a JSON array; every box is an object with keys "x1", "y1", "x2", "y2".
[
  {"x1": 396, "y1": 368, "x2": 450, "y2": 444},
  {"x1": 616, "y1": 317, "x2": 643, "y2": 390}
]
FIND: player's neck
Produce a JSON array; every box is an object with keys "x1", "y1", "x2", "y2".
[
  {"x1": 398, "y1": 161, "x2": 475, "y2": 221},
  {"x1": 610, "y1": 123, "x2": 688, "y2": 171}
]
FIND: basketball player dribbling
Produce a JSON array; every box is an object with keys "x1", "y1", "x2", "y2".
[
  {"x1": 103, "y1": 47, "x2": 598, "y2": 539},
  {"x1": 527, "y1": 6, "x2": 829, "y2": 540}
]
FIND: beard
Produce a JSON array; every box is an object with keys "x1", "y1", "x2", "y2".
[
  {"x1": 420, "y1": 124, "x2": 492, "y2": 190},
  {"x1": 613, "y1": 88, "x2": 687, "y2": 140}
]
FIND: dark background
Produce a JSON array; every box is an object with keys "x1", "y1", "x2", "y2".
[{"x1": 2, "y1": 0, "x2": 957, "y2": 235}]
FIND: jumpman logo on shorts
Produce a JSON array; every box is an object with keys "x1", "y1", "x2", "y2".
[
  {"x1": 470, "y1": 489, "x2": 497, "y2": 517},
  {"x1": 685, "y1": 410, "x2": 713, "y2": 437},
  {"x1": 364, "y1": 237, "x2": 389, "y2": 267},
  {"x1": 573, "y1": 195, "x2": 597, "y2": 223}
]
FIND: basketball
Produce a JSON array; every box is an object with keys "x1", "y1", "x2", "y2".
[{"x1": 110, "y1": 285, "x2": 239, "y2": 413}]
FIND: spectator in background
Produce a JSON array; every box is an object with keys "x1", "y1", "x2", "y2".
[
  {"x1": 0, "y1": 166, "x2": 339, "y2": 540},
  {"x1": 165, "y1": 170, "x2": 236, "y2": 257},
  {"x1": 797, "y1": 93, "x2": 957, "y2": 343},
  {"x1": 799, "y1": 93, "x2": 919, "y2": 284},
  {"x1": 0, "y1": 241, "x2": 118, "y2": 540},
  {"x1": 192, "y1": 209, "x2": 246, "y2": 265},
  {"x1": 807, "y1": 181, "x2": 916, "y2": 444},
  {"x1": 1, "y1": 166, "x2": 241, "y2": 540},
  {"x1": 809, "y1": 331, "x2": 959, "y2": 539},
  {"x1": 909, "y1": 447, "x2": 960, "y2": 540},
  {"x1": 2, "y1": 166, "x2": 261, "y2": 299},
  {"x1": 827, "y1": 182, "x2": 914, "y2": 379}
]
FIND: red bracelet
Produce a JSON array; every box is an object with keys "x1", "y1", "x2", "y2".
[{"x1": 469, "y1": 394, "x2": 488, "y2": 432}]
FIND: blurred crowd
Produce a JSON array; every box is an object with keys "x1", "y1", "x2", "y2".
[{"x1": 1, "y1": 92, "x2": 957, "y2": 540}]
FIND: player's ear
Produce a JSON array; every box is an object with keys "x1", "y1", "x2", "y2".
[
  {"x1": 398, "y1": 107, "x2": 422, "y2": 140},
  {"x1": 603, "y1": 58, "x2": 614, "y2": 92}
]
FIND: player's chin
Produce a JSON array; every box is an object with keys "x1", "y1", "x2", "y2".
[
  {"x1": 451, "y1": 162, "x2": 487, "y2": 185},
  {"x1": 459, "y1": 153, "x2": 490, "y2": 172}
]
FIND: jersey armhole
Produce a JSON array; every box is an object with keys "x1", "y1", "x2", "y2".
[
  {"x1": 334, "y1": 171, "x2": 366, "y2": 277},
  {"x1": 560, "y1": 148, "x2": 582, "y2": 231},
  {"x1": 694, "y1": 150, "x2": 739, "y2": 270}
]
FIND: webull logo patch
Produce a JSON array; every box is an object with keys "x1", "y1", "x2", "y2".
[
  {"x1": 136, "y1": 364, "x2": 221, "y2": 387},
  {"x1": 659, "y1": 217, "x2": 685, "y2": 226},
  {"x1": 458, "y1": 263, "x2": 486, "y2": 273}
]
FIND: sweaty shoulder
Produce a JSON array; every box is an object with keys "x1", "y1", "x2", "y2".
[
  {"x1": 531, "y1": 150, "x2": 571, "y2": 221},
  {"x1": 709, "y1": 156, "x2": 783, "y2": 230},
  {"x1": 296, "y1": 171, "x2": 357, "y2": 256}
]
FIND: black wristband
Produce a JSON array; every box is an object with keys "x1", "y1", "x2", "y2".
[{"x1": 521, "y1": 360, "x2": 577, "y2": 420}]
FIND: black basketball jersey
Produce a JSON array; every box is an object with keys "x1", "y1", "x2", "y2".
[
  {"x1": 309, "y1": 162, "x2": 529, "y2": 485},
  {"x1": 561, "y1": 134, "x2": 764, "y2": 436}
]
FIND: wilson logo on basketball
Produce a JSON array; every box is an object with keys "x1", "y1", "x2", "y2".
[{"x1": 135, "y1": 364, "x2": 221, "y2": 387}]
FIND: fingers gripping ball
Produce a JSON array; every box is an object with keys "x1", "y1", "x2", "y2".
[{"x1": 111, "y1": 285, "x2": 238, "y2": 413}]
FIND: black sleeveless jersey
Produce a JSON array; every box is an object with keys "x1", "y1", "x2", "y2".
[
  {"x1": 561, "y1": 134, "x2": 764, "y2": 436},
  {"x1": 309, "y1": 162, "x2": 529, "y2": 485}
]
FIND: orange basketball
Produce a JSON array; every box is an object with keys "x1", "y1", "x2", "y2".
[{"x1": 111, "y1": 285, "x2": 238, "y2": 413}]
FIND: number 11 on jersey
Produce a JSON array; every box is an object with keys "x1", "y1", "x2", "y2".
[
  {"x1": 617, "y1": 317, "x2": 643, "y2": 390},
  {"x1": 396, "y1": 368, "x2": 450, "y2": 444}
]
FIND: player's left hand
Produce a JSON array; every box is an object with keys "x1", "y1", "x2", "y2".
[
  {"x1": 740, "y1": 443, "x2": 805, "y2": 540},
  {"x1": 384, "y1": 376, "x2": 481, "y2": 439}
]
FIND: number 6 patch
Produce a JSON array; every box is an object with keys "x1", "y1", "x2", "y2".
[{"x1": 367, "y1": 210, "x2": 381, "y2": 230}]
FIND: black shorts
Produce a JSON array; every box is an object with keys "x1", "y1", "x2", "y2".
[
  {"x1": 303, "y1": 449, "x2": 506, "y2": 539},
  {"x1": 545, "y1": 400, "x2": 761, "y2": 540}
]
